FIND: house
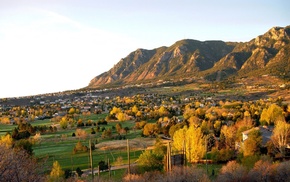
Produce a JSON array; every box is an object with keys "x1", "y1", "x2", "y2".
[{"x1": 242, "y1": 126, "x2": 272, "y2": 146}]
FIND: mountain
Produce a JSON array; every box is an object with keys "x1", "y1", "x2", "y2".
[{"x1": 88, "y1": 25, "x2": 290, "y2": 88}]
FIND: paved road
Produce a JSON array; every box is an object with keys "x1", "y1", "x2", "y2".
[{"x1": 83, "y1": 163, "x2": 137, "y2": 176}]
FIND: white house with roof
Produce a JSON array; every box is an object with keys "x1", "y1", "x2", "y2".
[{"x1": 242, "y1": 126, "x2": 272, "y2": 146}]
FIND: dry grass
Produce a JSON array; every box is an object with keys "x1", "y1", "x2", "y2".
[{"x1": 95, "y1": 137, "x2": 155, "y2": 151}]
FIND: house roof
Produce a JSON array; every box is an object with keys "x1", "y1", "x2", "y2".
[{"x1": 242, "y1": 126, "x2": 272, "y2": 145}]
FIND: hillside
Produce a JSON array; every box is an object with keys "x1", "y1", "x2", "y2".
[{"x1": 88, "y1": 25, "x2": 290, "y2": 88}]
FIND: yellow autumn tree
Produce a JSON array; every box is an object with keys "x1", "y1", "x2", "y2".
[
  {"x1": 173, "y1": 126, "x2": 205, "y2": 162},
  {"x1": 110, "y1": 106, "x2": 122, "y2": 115},
  {"x1": 0, "y1": 134, "x2": 13, "y2": 148},
  {"x1": 172, "y1": 126, "x2": 187, "y2": 151},
  {"x1": 59, "y1": 117, "x2": 68, "y2": 129},
  {"x1": 131, "y1": 105, "x2": 139, "y2": 114},
  {"x1": 68, "y1": 107, "x2": 76, "y2": 115},
  {"x1": 271, "y1": 119, "x2": 290, "y2": 157},
  {"x1": 221, "y1": 125, "x2": 237, "y2": 149},
  {"x1": 143, "y1": 123, "x2": 159, "y2": 137},
  {"x1": 49, "y1": 161, "x2": 64, "y2": 182},
  {"x1": 0, "y1": 117, "x2": 10, "y2": 124},
  {"x1": 158, "y1": 106, "x2": 169, "y2": 116},
  {"x1": 260, "y1": 104, "x2": 284, "y2": 125},
  {"x1": 116, "y1": 112, "x2": 127, "y2": 122}
]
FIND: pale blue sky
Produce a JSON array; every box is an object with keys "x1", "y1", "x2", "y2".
[{"x1": 0, "y1": 0, "x2": 289, "y2": 98}]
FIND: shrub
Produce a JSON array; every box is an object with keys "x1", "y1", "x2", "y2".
[
  {"x1": 73, "y1": 141, "x2": 88, "y2": 154},
  {"x1": 75, "y1": 167, "x2": 83, "y2": 177}
]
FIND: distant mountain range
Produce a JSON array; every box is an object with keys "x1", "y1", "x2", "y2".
[{"x1": 88, "y1": 25, "x2": 290, "y2": 88}]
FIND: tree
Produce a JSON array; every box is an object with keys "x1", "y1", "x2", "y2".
[
  {"x1": 169, "y1": 123, "x2": 184, "y2": 138},
  {"x1": 216, "y1": 161, "x2": 247, "y2": 182},
  {"x1": 64, "y1": 169, "x2": 73, "y2": 179},
  {"x1": 173, "y1": 126, "x2": 206, "y2": 162},
  {"x1": 211, "y1": 147, "x2": 235, "y2": 163},
  {"x1": 138, "y1": 150, "x2": 164, "y2": 172},
  {"x1": 242, "y1": 129, "x2": 262, "y2": 156},
  {"x1": 195, "y1": 108, "x2": 205, "y2": 119},
  {"x1": 0, "y1": 116, "x2": 10, "y2": 124},
  {"x1": 248, "y1": 160, "x2": 273, "y2": 182},
  {"x1": 0, "y1": 133, "x2": 13, "y2": 148},
  {"x1": 271, "y1": 119, "x2": 290, "y2": 157},
  {"x1": 183, "y1": 107, "x2": 195, "y2": 120},
  {"x1": 136, "y1": 111, "x2": 142, "y2": 118},
  {"x1": 49, "y1": 161, "x2": 64, "y2": 181},
  {"x1": 116, "y1": 112, "x2": 127, "y2": 122},
  {"x1": 188, "y1": 116, "x2": 201, "y2": 127},
  {"x1": 76, "y1": 167, "x2": 83, "y2": 177},
  {"x1": 68, "y1": 107, "x2": 76, "y2": 115},
  {"x1": 110, "y1": 106, "x2": 122, "y2": 115},
  {"x1": 143, "y1": 123, "x2": 159, "y2": 137},
  {"x1": 221, "y1": 125, "x2": 237, "y2": 149},
  {"x1": 14, "y1": 139, "x2": 34, "y2": 155},
  {"x1": 98, "y1": 160, "x2": 109, "y2": 171},
  {"x1": 260, "y1": 104, "x2": 284, "y2": 125},
  {"x1": 213, "y1": 120, "x2": 222, "y2": 137},
  {"x1": 158, "y1": 106, "x2": 169, "y2": 116},
  {"x1": 75, "y1": 128, "x2": 87, "y2": 139},
  {"x1": 102, "y1": 128, "x2": 112, "y2": 138},
  {"x1": 90, "y1": 127, "x2": 96, "y2": 134},
  {"x1": 132, "y1": 105, "x2": 139, "y2": 115},
  {"x1": 165, "y1": 166, "x2": 210, "y2": 182},
  {"x1": 60, "y1": 117, "x2": 68, "y2": 129},
  {"x1": 73, "y1": 141, "x2": 88, "y2": 153},
  {"x1": 153, "y1": 137, "x2": 166, "y2": 156},
  {"x1": 0, "y1": 144, "x2": 44, "y2": 181}
]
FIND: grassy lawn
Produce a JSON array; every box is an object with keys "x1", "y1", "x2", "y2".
[
  {"x1": 34, "y1": 136, "x2": 143, "y2": 172},
  {"x1": 79, "y1": 113, "x2": 108, "y2": 121},
  {"x1": 1, "y1": 113, "x2": 150, "y2": 179},
  {"x1": 96, "y1": 168, "x2": 127, "y2": 182},
  {"x1": 0, "y1": 124, "x2": 16, "y2": 136},
  {"x1": 31, "y1": 115, "x2": 144, "y2": 173},
  {"x1": 30, "y1": 119, "x2": 52, "y2": 126},
  {"x1": 196, "y1": 163, "x2": 223, "y2": 179}
]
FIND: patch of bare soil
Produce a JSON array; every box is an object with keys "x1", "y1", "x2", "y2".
[{"x1": 95, "y1": 137, "x2": 155, "y2": 151}]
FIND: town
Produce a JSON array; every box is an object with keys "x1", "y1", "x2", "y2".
[{"x1": 0, "y1": 80, "x2": 289, "y2": 181}]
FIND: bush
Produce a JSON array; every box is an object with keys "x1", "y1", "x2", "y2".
[
  {"x1": 211, "y1": 147, "x2": 235, "y2": 163},
  {"x1": 98, "y1": 161, "x2": 108, "y2": 171},
  {"x1": 97, "y1": 119, "x2": 107, "y2": 125},
  {"x1": 64, "y1": 169, "x2": 73, "y2": 179},
  {"x1": 75, "y1": 167, "x2": 83, "y2": 177},
  {"x1": 137, "y1": 150, "x2": 164, "y2": 172},
  {"x1": 216, "y1": 161, "x2": 247, "y2": 182},
  {"x1": 73, "y1": 141, "x2": 88, "y2": 154},
  {"x1": 90, "y1": 128, "x2": 96, "y2": 134}
]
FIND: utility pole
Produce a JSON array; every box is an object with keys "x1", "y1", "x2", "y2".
[
  {"x1": 183, "y1": 139, "x2": 186, "y2": 166},
  {"x1": 108, "y1": 158, "x2": 111, "y2": 179},
  {"x1": 127, "y1": 139, "x2": 130, "y2": 174},
  {"x1": 89, "y1": 139, "x2": 94, "y2": 181},
  {"x1": 167, "y1": 142, "x2": 172, "y2": 172},
  {"x1": 205, "y1": 136, "x2": 208, "y2": 174}
]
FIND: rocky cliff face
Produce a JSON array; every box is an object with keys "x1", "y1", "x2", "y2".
[{"x1": 89, "y1": 25, "x2": 290, "y2": 88}]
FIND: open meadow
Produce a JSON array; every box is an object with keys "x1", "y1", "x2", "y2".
[{"x1": 0, "y1": 113, "x2": 154, "y2": 176}]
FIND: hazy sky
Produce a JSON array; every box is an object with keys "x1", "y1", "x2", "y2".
[{"x1": 0, "y1": 0, "x2": 289, "y2": 98}]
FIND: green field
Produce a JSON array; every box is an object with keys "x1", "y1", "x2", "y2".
[
  {"x1": 34, "y1": 136, "x2": 143, "y2": 171},
  {"x1": 0, "y1": 113, "x2": 157, "y2": 180},
  {"x1": 22, "y1": 114, "x2": 146, "y2": 175},
  {"x1": 0, "y1": 124, "x2": 15, "y2": 136}
]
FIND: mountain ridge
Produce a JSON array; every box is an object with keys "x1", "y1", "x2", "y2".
[{"x1": 88, "y1": 25, "x2": 290, "y2": 88}]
